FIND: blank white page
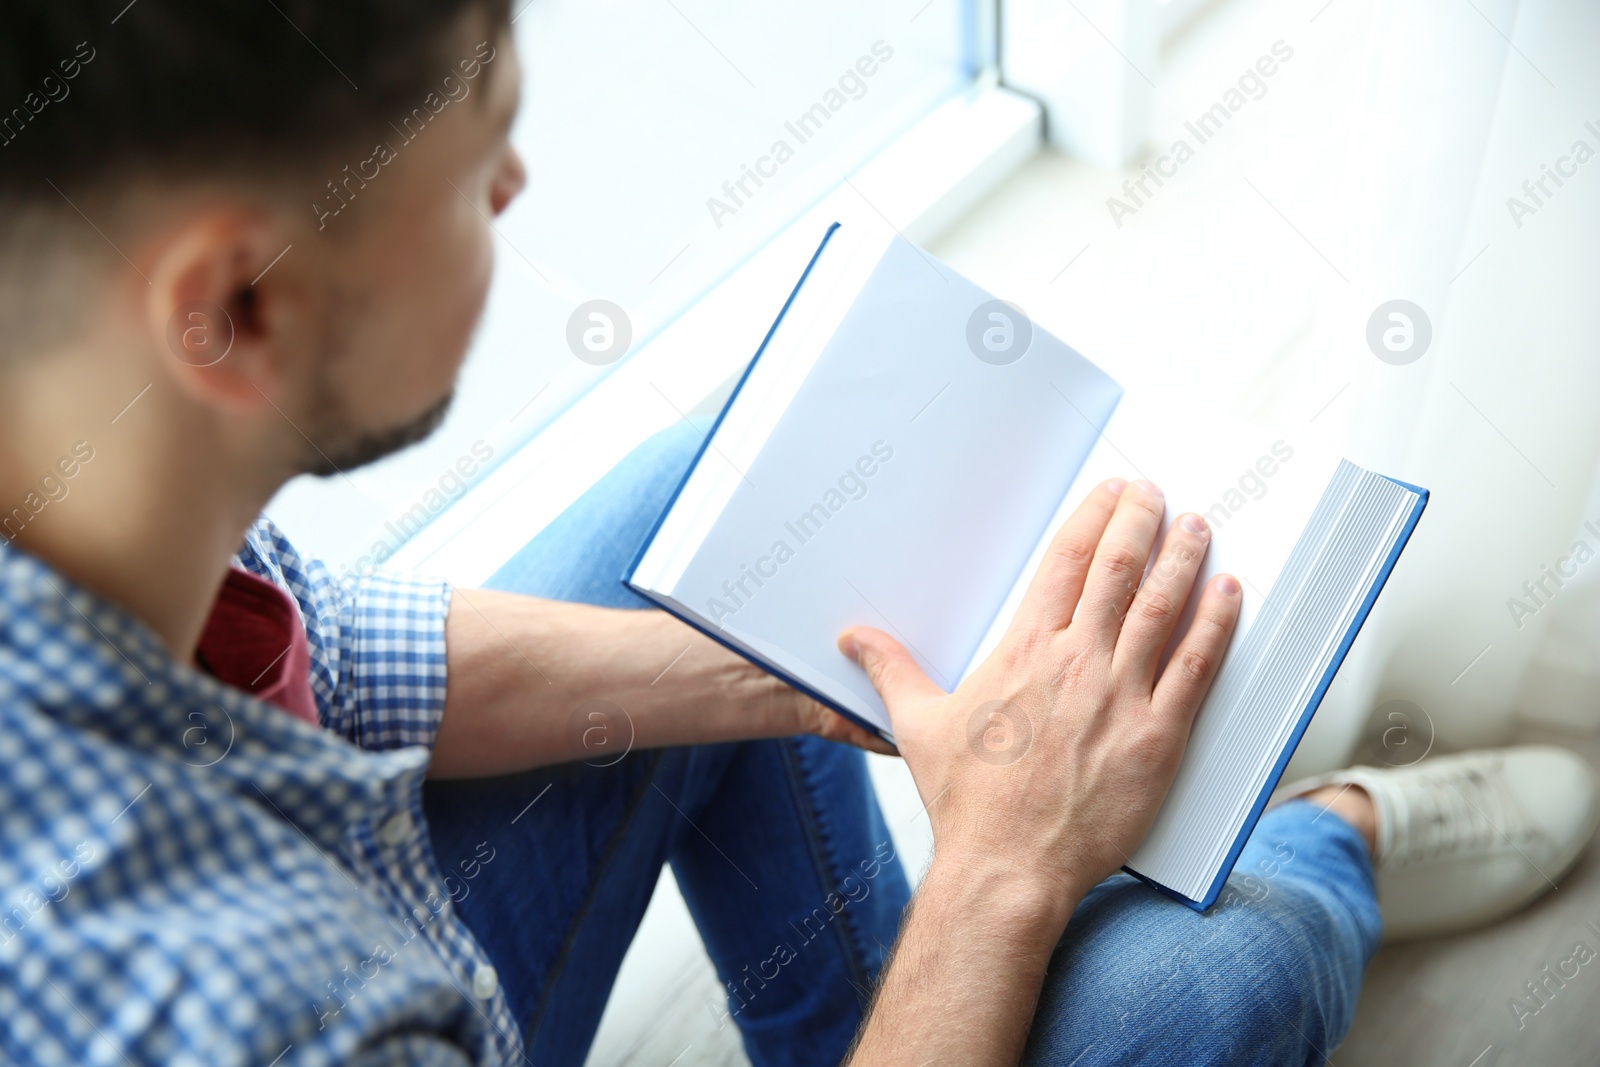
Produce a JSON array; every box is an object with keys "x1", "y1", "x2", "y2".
[
  {"x1": 964, "y1": 394, "x2": 1342, "y2": 679},
  {"x1": 651, "y1": 234, "x2": 1123, "y2": 733},
  {"x1": 631, "y1": 225, "x2": 886, "y2": 595}
]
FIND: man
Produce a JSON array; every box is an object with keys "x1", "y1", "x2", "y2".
[{"x1": 1, "y1": 3, "x2": 1594, "y2": 1065}]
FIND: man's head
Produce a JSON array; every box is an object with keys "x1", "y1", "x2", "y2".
[{"x1": 0, "y1": 1, "x2": 524, "y2": 482}]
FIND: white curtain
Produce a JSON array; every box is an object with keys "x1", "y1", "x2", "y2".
[{"x1": 1287, "y1": 0, "x2": 1600, "y2": 776}]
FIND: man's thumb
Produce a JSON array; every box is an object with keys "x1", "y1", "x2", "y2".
[{"x1": 838, "y1": 627, "x2": 941, "y2": 709}]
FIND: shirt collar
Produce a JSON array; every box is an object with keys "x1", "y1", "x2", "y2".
[{"x1": 0, "y1": 535, "x2": 427, "y2": 853}]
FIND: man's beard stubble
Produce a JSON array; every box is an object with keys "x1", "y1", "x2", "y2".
[
  {"x1": 302, "y1": 386, "x2": 456, "y2": 476},
  {"x1": 295, "y1": 286, "x2": 461, "y2": 477}
]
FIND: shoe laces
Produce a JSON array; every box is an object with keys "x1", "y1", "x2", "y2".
[{"x1": 1389, "y1": 762, "x2": 1535, "y2": 866}]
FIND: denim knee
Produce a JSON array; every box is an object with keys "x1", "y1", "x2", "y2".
[
  {"x1": 1023, "y1": 865, "x2": 1376, "y2": 1066},
  {"x1": 1184, "y1": 882, "x2": 1367, "y2": 1061}
]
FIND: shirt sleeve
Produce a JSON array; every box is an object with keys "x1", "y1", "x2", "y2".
[{"x1": 234, "y1": 516, "x2": 453, "y2": 753}]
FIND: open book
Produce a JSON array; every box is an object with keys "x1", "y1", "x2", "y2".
[{"x1": 624, "y1": 223, "x2": 1428, "y2": 909}]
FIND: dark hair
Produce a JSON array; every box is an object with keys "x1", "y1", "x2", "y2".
[{"x1": 0, "y1": 0, "x2": 511, "y2": 199}]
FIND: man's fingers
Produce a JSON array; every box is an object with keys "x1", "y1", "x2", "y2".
[
  {"x1": 1008, "y1": 479, "x2": 1125, "y2": 635},
  {"x1": 1151, "y1": 575, "x2": 1242, "y2": 726},
  {"x1": 1076, "y1": 480, "x2": 1166, "y2": 645},
  {"x1": 840, "y1": 627, "x2": 942, "y2": 719},
  {"x1": 1112, "y1": 513, "x2": 1212, "y2": 684}
]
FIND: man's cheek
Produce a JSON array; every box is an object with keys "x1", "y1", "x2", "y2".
[{"x1": 432, "y1": 225, "x2": 495, "y2": 379}]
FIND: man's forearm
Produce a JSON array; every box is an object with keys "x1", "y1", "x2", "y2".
[
  {"x1": 848, "y1": 855, "x2": 1081, "y2": 1066},
  {"x1": 430, "y1": 588, "x2": 801, "y2": 778}
]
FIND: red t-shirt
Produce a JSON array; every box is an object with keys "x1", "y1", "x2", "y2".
[{"x1": 196, "y1": 567, "x2": 320, "y2": 727}]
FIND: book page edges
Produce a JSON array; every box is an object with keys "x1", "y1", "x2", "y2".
[{"x1": 1129, "y1": 476, "x2": 1428, "y2": 907}]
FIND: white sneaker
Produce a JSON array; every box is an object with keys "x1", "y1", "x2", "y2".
[{"x1": 1277, "y1": 745, "x2": 1600, "y2": 942}]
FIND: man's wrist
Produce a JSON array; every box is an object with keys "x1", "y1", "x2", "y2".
[
  {"x1": 923, "y1": 844, "x2": 1089, "y2": 950},
  {"x1": 642, "y1": 610, "x2": 893, "y2": 752},
  {"x1": 644, "y1": 610, "x2": 806, "y2": 736},
  {"x1": 718, "y1": 653, "x2": 808, "y2": 734}
]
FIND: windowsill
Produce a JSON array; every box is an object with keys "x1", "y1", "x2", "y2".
[{"x1": 388, "y1": 82, "x2": 1042, "y2": 585}]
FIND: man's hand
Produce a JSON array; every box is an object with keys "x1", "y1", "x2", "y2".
[{"x1": 842, "y1": 478, "x2": 1241, "y2": 1064}]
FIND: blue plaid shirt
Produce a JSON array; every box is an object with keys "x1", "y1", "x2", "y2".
[{"x1": 0, "y1": 519, "x2": 524, "y2": 1066}]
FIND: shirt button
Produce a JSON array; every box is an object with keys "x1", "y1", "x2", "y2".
[
  {"x1": 471, "y1": 963, "x2": 499, "y2": 1000},
  {"x1": 377, "y1": 811, "x2": 413, "y2": 847}
]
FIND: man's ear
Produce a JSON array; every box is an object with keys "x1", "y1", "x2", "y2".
[{"x1": 142, "y1": 211, "x2": 295, "y2": 413}]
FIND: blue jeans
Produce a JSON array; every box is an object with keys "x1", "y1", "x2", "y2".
[{"x1": 422, "y1": 422, "x2": 1382, "y2": 1067}]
